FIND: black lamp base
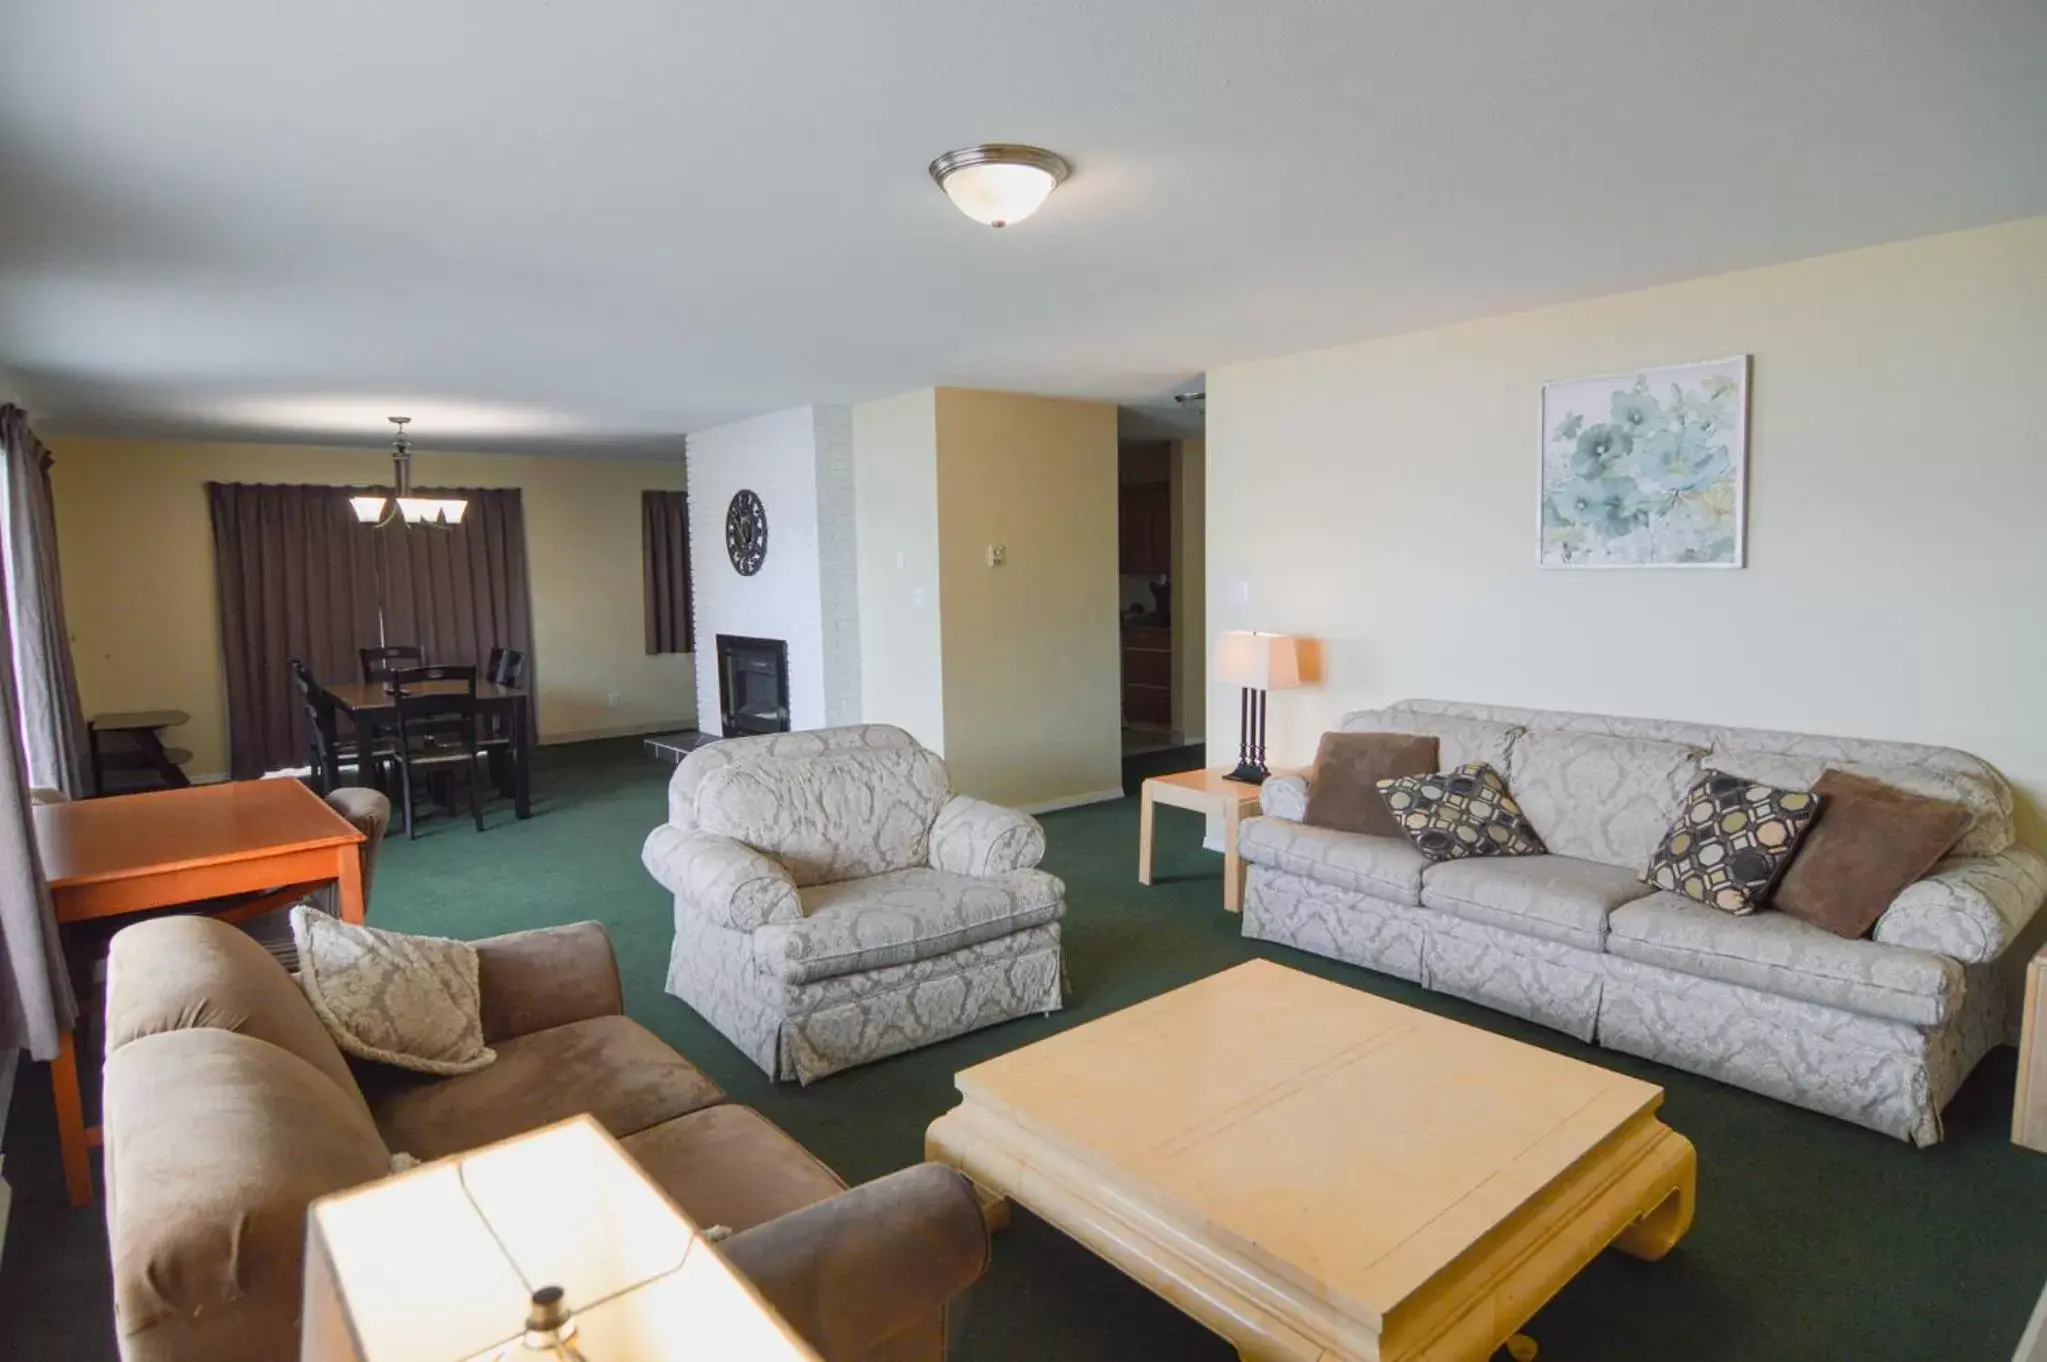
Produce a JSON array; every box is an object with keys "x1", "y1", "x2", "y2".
[
  {"x1": 1232, "y1": 686, "x2": 1271, "y2": 787},
  {"x1": 1226, "y1": 760, "x2": 1270, "y2": 785}
]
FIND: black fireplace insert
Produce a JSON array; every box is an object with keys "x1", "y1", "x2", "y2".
[{"x1": 716, "y1": 634, "x2": 790, "y2": 736}]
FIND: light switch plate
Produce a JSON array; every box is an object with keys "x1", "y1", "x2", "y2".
[{"x1": 988, "y1": 544, "x2": 1006, "y2": 567}]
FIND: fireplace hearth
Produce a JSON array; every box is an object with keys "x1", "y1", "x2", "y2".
[{"x1": 716, "y1": 634, "x2": 791, "y2": 736}]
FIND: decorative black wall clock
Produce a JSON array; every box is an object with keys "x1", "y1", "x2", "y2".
[{"x1": 725, "y1": 488, "x2": 768, "y2": 576}]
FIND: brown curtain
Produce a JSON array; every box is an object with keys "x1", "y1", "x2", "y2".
[
  {"x1": 642, "y1": 489, "x2": 693, "y2": 654},
  {"x1": 0, "y1": 406, "x2": 90, "y2": 796},
  {"x1": 208, "y1": 483, "x2": 534, "y2": 780}
]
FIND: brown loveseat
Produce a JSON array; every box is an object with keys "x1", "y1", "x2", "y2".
[{"x1": 101, "y1": 915, "x2": 987, "y2": 1362}]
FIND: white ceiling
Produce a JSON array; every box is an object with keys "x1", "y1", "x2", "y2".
[{"x1": 1, "y1": 1, "x2": 2042, "y2": 457}]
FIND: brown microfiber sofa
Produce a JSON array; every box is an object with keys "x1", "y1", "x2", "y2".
[{"x1": 101, "y1": 915, "x2": 987, "y2": 1362}]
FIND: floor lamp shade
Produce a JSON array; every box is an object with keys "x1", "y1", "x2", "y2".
[{"x1": 1216, "y1": 632, "x2": 1300, "y2": 784}]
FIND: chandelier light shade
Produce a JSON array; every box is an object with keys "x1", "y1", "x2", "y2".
[
  {"x1": 353, "y1": 416, "x2": 468, "y2": 527},
  {"x1": 928, "y1": 144, "x2": 1071, "y2": 228}
]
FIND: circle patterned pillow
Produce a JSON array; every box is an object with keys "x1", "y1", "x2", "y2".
[
  {"x1": 1376, "y1": 763, "x2": 1548, "y2": 861},
  {"x1": 1644, "y1": 772, "x2": 1822, "y2": 914}
]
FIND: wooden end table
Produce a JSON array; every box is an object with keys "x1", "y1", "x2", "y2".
[
  {"x1": 34, "y1": 779, "x2": 368, "y2": 1207},
  {"x1": 928, "y1": 960, "x2": 1696, "y2": 1361},
  {"x1": 2014, "y1": 943, "x2": 2047, "y2": 1151},
  {"x1": 1138, "y1": 768, "x2": 1287, "y2": 912}
]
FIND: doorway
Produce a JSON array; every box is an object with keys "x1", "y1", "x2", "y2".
[{"x1": 1117, "y1": 436, "x2": 1205, "y2": 759}]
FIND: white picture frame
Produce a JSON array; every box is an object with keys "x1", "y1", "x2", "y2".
[{"x1": 1537, "y1": 354, "x2": 1750, "y2": 569}]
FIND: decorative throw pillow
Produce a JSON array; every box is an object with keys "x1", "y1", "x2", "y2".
[
  {"x1": 291, "y1": 906, "x2": 496, "y2": 1075},
  {"x1": 1772, "y1": 770, "x2": 1971, "y2": 939},
  {"x1": 1643, "y1": 774, "x2": 1821, "y2": 915},
  {"x1": 1303, "y1": 732, "x2": 1441, "y2": 838},
  {"x1": 1376, "y1": 764, "x2": 1548, "y2": 861}
]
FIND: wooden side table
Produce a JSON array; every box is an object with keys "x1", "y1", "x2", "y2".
[
  {"x1": 2014, "y1": 944, "x2": 2047, "y2": 1151},
  {"x1": 1137, "y1": 768, "x2": 1282, "y2": 913}
]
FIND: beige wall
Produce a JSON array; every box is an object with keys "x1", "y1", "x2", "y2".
[
  {"x1": 52, "y1": 437, "x2": 693, "y2": 776},
  {"x1": 1207, "y1": 216, "x2": 2047, "y2": 846},
  {"x1": 933, "y1": 388, "x2": 1122, "y2": 809},
  {"x1": 850, "y1": 391, "x2": 946, "y2": 753},
  {"x1": 1170, "y1": 437, "x2": 1206, "y2": 740}
]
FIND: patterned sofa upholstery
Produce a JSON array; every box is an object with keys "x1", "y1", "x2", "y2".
[
  {"x1": 1243, "y1": 700, "x2": 2047, "y2": 1145},
  {"x1": 642, "y1": 725, "x2": 1065, "y2": 1082}
]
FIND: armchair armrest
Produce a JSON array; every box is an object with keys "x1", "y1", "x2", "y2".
[
  {"x1": 474, "y1": 921, "x2": 623, "y2": 1043},
  {"x1": 929, "y1": 795, "x2": 1046, "y2": 876},
  {"x1": 1260, "y1": 773, "x2": 1310, "y2": 821},
  {"x1": 1872, "y1": 846, "x2": 2047, "y2": 965},
  {"x1": 720, "y1": 1163, "x2": 989, "y2": 1360},
  {"x1": 642, "y1": 824, "x2": 802, "y2": 931}
]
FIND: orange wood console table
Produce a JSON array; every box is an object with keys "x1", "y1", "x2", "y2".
[{"x1": 33, "y1": 779, "x2": 367, "y2": 1207}]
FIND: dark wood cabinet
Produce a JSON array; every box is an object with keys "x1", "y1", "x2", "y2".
[
  {"x1": 1118, "y1": 482, "x2": 1171, "y2": 575},
  {"x1": 1122, "y1": 625, "x2": 1173, "y2": 728}
]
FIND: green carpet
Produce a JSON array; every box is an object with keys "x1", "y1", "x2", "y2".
[{"x1": 6, "y1": 738, "x2": 2045, "y2": 1359}]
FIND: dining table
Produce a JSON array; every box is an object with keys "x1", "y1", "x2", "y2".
[
  {"x1": 319, "y1": 677, "x2": 533, "y2": 819},
  {"x1": 34, "y1": 778, "x2": 368, "y2": 1207}
]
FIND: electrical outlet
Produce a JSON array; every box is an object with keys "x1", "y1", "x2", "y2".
[
  {"x1": 988, "y1": 544, "x2": 1006, "y2": 567},
  {"x1": 606, "y1": 690, "x2": 621, "y2": 708}
]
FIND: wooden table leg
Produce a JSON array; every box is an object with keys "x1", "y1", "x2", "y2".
[
  {"x1": 1137, "y1": 783, "x2": 1156, "y2": 886},
  {"x1": 334, "y1": 843, "x2": 367, "y2": 925},
  {"x1": 513, "y1": 696, "x2": 532, "y2": 819},
  {"x1": 1223, "y1": 798, "x2": 1245, "y2": 913},
  {"x1": 51, "y1": 1030, "x2": 94, "y2": 1209}
]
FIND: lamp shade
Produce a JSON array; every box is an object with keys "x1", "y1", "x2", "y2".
[{"x1": 1216, "y1": 631, "x2": 1301, "y2": 691}]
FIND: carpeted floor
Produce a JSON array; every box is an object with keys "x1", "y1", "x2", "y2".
[{"x1": 6, "y1": 738, "x2": 2046, "y2": 1360}]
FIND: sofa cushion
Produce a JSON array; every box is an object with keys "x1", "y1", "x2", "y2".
[
  {"x1": 1644, "y1": 773, "x2": 1821, "y2": 915},
  {"x1": 1338, "y1": 707, "x2": 1518, "y2": 772},
  {"x1": 105, "y1": 1028, "x2": 391, "y2": 1362},
  {"x1": 669, "y1": 724, "x2": 921, "y2": 829},
  {"x1": 365, "y1": 1015, "x2": 725, "y2": 1160},
  {"x1": 1421, "y1": 854, "x2": 1655, "y2": 953},
  {"x1": 1237, "y1": 817, "x2": 1429, "y2": 905},
  {"x1": 622, "y1": 1104, "x2": 847, "y2": 1235},
  {"x1": 1506, "y1": 729, "x2": 1703, "y2": 870},
  {"x1": 105, "y1": 914, "x2": 372, "y2": 1123},
  {"x1": 1607, "y1": 892, "x2": 1961, "y2": 1026},
  {"x1": 292, "y1": 907, "x2": 496, "y2": 1076},
  {"x1": 756, "y1": 867, "x2": 1066, "y2": 985},
  {"x1": 1773, "y1": 771, "x2": 1972, "y2": 939},
  {"x1": 696, "y1": 746, "x2": 951, "y2": 888},
  {"x1": 1302, "y1": 732, "x2": 1440, "y2": 838},
  {"x1": 1379, "y1": 764, "x2": 1547, "y2": 862},
  {"x1": 1708, "y1": 745, "x2": 2012, "y2": 858}
]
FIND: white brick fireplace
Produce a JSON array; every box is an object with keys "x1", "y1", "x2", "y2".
[{"x1": 686, "y1": 405, "x2": 859, "y2": 735}]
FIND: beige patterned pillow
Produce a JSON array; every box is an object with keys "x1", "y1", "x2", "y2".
[{"x1": 291, "y1": 906, "x2": 496, "y2": 1075}]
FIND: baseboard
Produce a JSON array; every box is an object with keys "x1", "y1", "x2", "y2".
[
  {"x1": 1018, "y1": 787, "x2": 1127, "y2": 816},
  {"x1": 538, "y1": 721, "x2": 696, "y2": 746}
]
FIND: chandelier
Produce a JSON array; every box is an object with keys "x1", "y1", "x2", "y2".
[{"x1": 350, "y1": 417, "x2": 467, "y2": 527}]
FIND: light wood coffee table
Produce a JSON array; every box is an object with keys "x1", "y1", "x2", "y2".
[{"x1": 927, "y1": 960, "x2": 1695, "y2": 1361}]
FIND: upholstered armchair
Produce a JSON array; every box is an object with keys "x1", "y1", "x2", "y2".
[{"x1": 642, "y1": 725, "x2": 1066, "y2": 1082}]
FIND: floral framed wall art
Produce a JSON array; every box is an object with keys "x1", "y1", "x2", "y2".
[{"x1": 1538, "y1": 355, "x2": 1749, "y2": 568}]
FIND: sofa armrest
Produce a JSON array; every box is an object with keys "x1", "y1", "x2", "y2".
[
  {"x1": 642, "y1": 824, "x2": 802, "y2": 931},
  {"x1": 1260, "y1": 773, "x2": 1309, "y2": 821},
  {"x1": 929, "y1": 795, "x2": 1047, "y2": 876},
  {"x1": 720, "y1": 1163, "x2": 988, "y2": 1360},
  {"x1": 473, "y1": 921, "x2": 623, "y2": 1043},
  {"x1": 1871, "y1": 846, "x2": 2047, "y2": 964}
]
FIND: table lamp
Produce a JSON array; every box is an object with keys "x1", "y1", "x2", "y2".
[
  {"x1": 302, "y1": 1115, "x2": 819, "y2": 1362},
  {"x1": 1215, "y1": 631, "x2": 1301, "y2": 784}
]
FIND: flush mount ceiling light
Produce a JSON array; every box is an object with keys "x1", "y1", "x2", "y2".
[
  {"x1": 928, "y1": 144, "x2": 1072, "y2": 228},
  {"x1": 351, "y1": 416, "x2": 467, "y2": 527}
]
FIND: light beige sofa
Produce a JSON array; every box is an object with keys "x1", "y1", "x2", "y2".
[
  {"x1": 642, "y1": 725, "x2": 1065, "y2": 1082},
  {"x1": 1242, "y1": 699, "x2": 2047, "y2": 1144},
  {"x1": 102, "y1": 915, "x2": 987, "y2": 1362}
]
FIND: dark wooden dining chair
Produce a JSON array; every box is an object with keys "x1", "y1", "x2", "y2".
[
  {"x1": 290, "y1": 658, "x2": 356, "y2": 793},
  {"x1": 388, "y1": 664, "x2": 486, "y2": 838},
  {"x1": 360, "y1": 645, "x2": 424, "y2": 684}
]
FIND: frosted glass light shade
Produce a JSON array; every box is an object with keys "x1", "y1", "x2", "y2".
[
  {"x1": 929, "y1": 145, "x2": 1071, "y2": 228},
  {"x1": 1216, "y1": 631, "x2": 1301, "y2": 691},
  {"x1": 350, "y1": 496, "x2": 388, "y2": 524},
  {"x1": 396, "y1": 497, "x2": 468, "y2": 526}
]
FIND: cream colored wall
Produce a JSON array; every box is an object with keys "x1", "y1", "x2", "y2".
[
  {"x1": 1207, "y1": 216, "x2": 2047, "y2": 847},
  {"x1": 850, "y1": 390, "x2": 946, "y2": 754},
  {"x1": 51, "y1": 436, "x2": 693, "y2": 776},
  {"x1": 933, "y1": 388, "x2": 1122, "y2": 809},
  {"x1": 1170, "y1": 437, "x2": 1206, "y2": 740}
]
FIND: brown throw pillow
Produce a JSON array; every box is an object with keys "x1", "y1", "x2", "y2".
[
  {"x1": 1303, "y1": 732, "x2": 1440, "y2": 837},
  {"x1": 1773, "y1": 770, "x2": 1972, "y2": 939}
]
